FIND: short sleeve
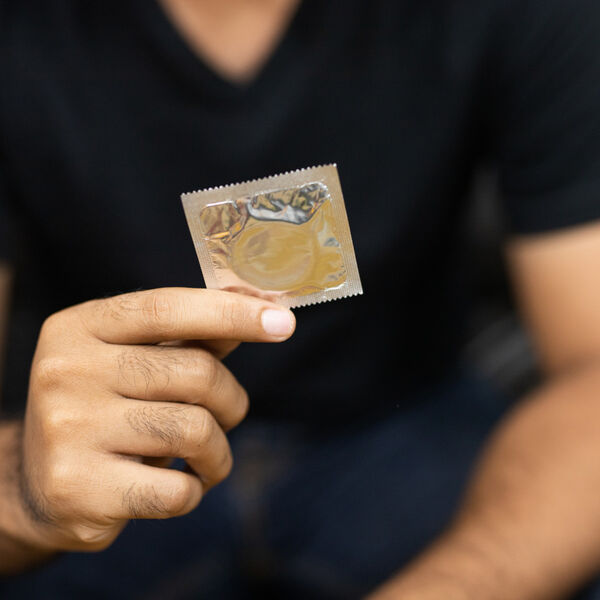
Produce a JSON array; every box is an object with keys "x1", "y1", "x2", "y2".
[{"x1": 490, "y1": 0, "x2": 600, "y2": 234}]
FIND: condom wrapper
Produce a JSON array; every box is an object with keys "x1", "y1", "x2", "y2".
[{"x1": 181, "y1": 165, "x2": 362, "y2": 308}]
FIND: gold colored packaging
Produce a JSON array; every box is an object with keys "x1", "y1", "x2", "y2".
[{"x1": 181, "y1": 165, "x2": 363, "y2": 308}]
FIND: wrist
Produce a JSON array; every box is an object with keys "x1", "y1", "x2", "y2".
[{"x1": 0, "y1": 421, "x2": 55, "y2": 573}]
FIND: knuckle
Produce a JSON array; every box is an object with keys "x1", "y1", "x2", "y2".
[
  {"x1": 164, "y1": 477, "x2": 194, "y2": 515},
  {"x1": 42, "y1": 461, "x2": 73, "y2": 505},
  {"x1": 194, "y1": 409, "x2": 216, "y2": 446},
  {"x1": 99, "y1": 290, "x2": 182, "y2": 337},
  {"x1": 42, "y1": 404, "x2": 78, "y2": 439},
  {"x1": 144, "y1": 291, "x2": 179, "y2": 335},
  {"x1": 200, "y1": 354, "x2": 221, "y2": 392},
  {"x1": 34, "y1": 357, "x2": 72, "y2": 391},
  {"x1": 39, "y1": 310, "x2": 72, "y2": 339},
  {"x1": 214, "y1": 447, "x2": 234, "y2": 482}
]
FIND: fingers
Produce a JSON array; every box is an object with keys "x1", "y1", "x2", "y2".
[
  {"x1": 109, "y1": 345, "x2": 248, "y2": 430},
  {"x1": 21, "y1": 458, "x2": 204, "y2": 551},
  {"x1": 102, "y1": 400, "x2": 234, "y2": 489},
  {"x1": 20, "y1": 395, "x2": 230, "y2": 549},
  {"x1": 96, "y1": 461, "x2": 204, "y2": 521},
  {"x1": 18, "y1": 454, "x2": 204, "y2": 551},
  {"x1": 78, "y1": 288, "x2": 295, "y2": 345}
]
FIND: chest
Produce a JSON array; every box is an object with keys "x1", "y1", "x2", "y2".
[
  {"x1": 157, "y1": 0, "x2": 301, "y2": 83},
  {"x1": 2, "y1": 1, "x2": 488, "y2": 298}
]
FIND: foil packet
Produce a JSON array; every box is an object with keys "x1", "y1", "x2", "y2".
[{"x1": 181, "y1": 164, "x2": 363, "y2": 308}]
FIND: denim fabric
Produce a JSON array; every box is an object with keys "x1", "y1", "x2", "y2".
[{"x1": 2, "y1": 370, "x2": 600, "y2": 599}]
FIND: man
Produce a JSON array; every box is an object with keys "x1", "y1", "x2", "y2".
[{"x1": 1, "y1": 0, "x2": 600, "y2": 597}]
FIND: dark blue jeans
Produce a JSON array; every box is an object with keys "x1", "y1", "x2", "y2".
[{"x1": 3, "y1": 370, "x2": 600, "y2": 599}]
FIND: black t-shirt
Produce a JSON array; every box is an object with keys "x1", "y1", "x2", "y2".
[{"x1": 1, "y1": 0, "x2": 600, "y2": 422}]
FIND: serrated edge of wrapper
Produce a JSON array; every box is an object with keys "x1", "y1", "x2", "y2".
[{"x1": 181, "y1": 164, "x2": 363, "y2": 309}]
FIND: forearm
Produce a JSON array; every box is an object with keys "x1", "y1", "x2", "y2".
[
  {"x1": 0, "y1": 420, "x2": 55, "y2": 575},
  {"x1": 370, "y1": 364, "x2": 600, "y2": 600}
]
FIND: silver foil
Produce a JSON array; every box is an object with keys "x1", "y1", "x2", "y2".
[{"x1": 182, "y1": 165, "x2": 363, "y2": 308}]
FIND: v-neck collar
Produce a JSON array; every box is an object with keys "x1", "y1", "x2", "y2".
[{"x1": 135, "y1": 0, "x2": 325, "y2": 100}]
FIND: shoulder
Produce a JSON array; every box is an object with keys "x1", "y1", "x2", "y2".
[
  {"x1": 488, "y1": 0, "x2": 600, "y2": 234},
  {"x1": 486, "y1": 0, "x2": 600, "y2": 62}
]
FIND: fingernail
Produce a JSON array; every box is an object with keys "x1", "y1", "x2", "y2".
[{"x1": 261, "y1": 309, "x2": 294, "y2": 337}]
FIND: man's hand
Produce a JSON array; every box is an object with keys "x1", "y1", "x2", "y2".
[{"x1": 2, "y1": 287, "x2": 294, "y2": 557}]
